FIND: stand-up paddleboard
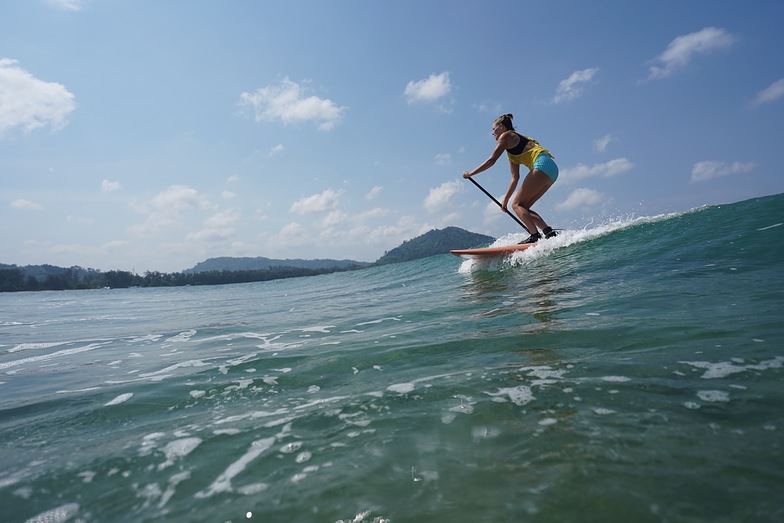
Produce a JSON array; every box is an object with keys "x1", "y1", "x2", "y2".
[{"x1": 450, "y1": 243, "x2": 535, "y2": 258}]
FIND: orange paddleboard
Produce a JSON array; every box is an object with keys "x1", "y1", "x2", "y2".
[{"x1": 450, "y1": 243, "x2": 536, "y2": 258}]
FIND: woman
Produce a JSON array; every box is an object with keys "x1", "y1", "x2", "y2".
[{"x1": 463, "y1": 114, "x2": 558, "y2": 244}]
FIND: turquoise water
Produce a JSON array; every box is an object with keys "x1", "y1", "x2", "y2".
[{"x1": 1, "y1": 194, "x2": 783, "y2": 523}]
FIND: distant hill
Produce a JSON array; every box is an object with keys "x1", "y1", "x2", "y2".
[
  {"x1": 183, "y1": 256, "x2": 371, "y2": 274},
  {"x1": 374, "y1": 227, "x2": 494, "y2": 265},
  {"x1": 185, "y1": 227, "x2": 493, "y2": 271},
  {"x1": 1, "y1": 226, "x2": 495, "y2": 291},
  {"x1": 0, "y1": 263, "x2": 102, "y2": 282}
]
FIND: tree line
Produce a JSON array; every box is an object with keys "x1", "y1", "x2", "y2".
[{"x1": 0, "y1": 265, "x2": 364, "y2": 293}]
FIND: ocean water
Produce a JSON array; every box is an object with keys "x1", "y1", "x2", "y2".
[{"x1": 1, "y1": 193, "x2": 783, "y2": 523}]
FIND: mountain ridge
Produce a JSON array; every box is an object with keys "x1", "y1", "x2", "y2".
[
  {"x1": 183, "y1": 257, "x2": 370, "y2": 274},
  {"x1": 1, "y1": 226, "x2": 495, "y2": 291}
]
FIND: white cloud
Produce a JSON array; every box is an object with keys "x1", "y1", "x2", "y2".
[
  {"x1": 690, "y1": 161, "x2": 755, "y2": 183},
  {"x1": 46, "y1": 0, "x2": 85, "y2": 11},
  {"x1": 365, "y1": 186, "x2": 383, "y2": 200},
  {"x1": 238, "y1": 77, "x2": 346, "y2": 131},
  {"x1": 594, "y1": 134, "x2": 613, "y2": 152},
  {"x1": 319, "y1": 210, "x2": 347, "y2": 228},
  {"x1": 559, "y1": 158, "x2": 633, "y2": 183},
  {"x1": 483, "y1": 201, "x2": 505, "y2": 225},
  {"x1": 553, "y1": 68, "x2": 599, "y2": 103},
  {"x1": 67, "y1": 215, "x2": 94, "y2": 225},
  {"x1": 290, "y1": 188, "x2": 341, "y2": 215},
  {"x1": 752, "y1": 78, "x2": 784, "y2": 106},
  {"x1": 435, "y1": 153, "x2": 452, "y2": 166},
  {"x1": 556, "y1": 188, "x2": 606, "y2": 211},
  {"x1": 476, "y1": 100, "x2": 502, "y2": 114},
  {"x1": 11, "y1": 198, "x2": 44, "y2": 210},
  {"x1": 187, "y1": 209, "x2": 240, "y2": 242},
  {"x1": 0, "y1": 59, "x2": 76, "y2": 138},
  {"x1": 151, "y1": 185, "x2": 210, "y2": 211},
  {"x1": 405, "y1": 72, "x2": 452, "y2": 104},
  {"x1": 357, "y1": 207, "x2": 389, "y2": 220},
  {"x1": 101, "y1": 179, "x2": 121, "y2": 193},
  {"x1": 646, "y1": 27, "x2": 736, "y2": 81},
  {"x1": 129, "y1": 185, "x2": 212, "y2": 236},
  {"x1": 222, "y1": 191, "x2": 236, "y2": 200},
  {"x1": 274, "y1": 222, "x2": 309, "y2": 248},
  {"x1": 424, "y1": 180, "x2": 462, "y2": 212},
  {"x1": 269, "y1": 144, "x2": 285, "y2": 155}
]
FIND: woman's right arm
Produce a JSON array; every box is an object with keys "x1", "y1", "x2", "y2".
[
  {"x1": 463, "y1": 134, "x2": 512, "y2": 178},
  {"x1": 502, "y1": 163, "x2": 520, "y2": 210}
]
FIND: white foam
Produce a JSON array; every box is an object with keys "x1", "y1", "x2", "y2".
[
  {"x1": 139, "y1": 432, "x2": 166, "y2": 456},
  {"x1": 525, "y1": 366, "x2": 566, "y2": 380},
  {"x1": 213, "y1": 428, "x2": 242, "y2": 436},
  {"x1": 0, "y1": 343, "x2": 106, "y2": 370},
  {"x1": 460, "y1": 214, "x2": 683, "y2": 272},
  {"x1": 387, "y1": 383, "x2": 415, "y2": 394},
  {"x1": 56, "y1": 386, "x2": 101, "y2": 394},
  {"x1": 195, "y1": 437, "x2": 275, "y2": 498},
  {"x1": 138, "y1": 359, "x2": 214, "y2": 379},
  {"x1": 697, "y1": 390, "x2": 730, "y2": 403},
  {"x1": 129, "y1": 334, "x2": 162, "y2": 343},
  {"x1": 8, "y1": 342, "x2": 67, "y2": 353},
  {"x1": 300, "y1": 326, "x2": 334, "y2": 333},
  {"x1": 166, "y1": 330, "x2": 196, "y2": 343},
  {"x1": 296, "y1": 451, "x2": 312, "y2": 463},
  {"x1": 226, "y1": 379, "x2": 253, "y2": 391},
  {"x1": 104, "y1": 393, "x2": 133, "y2": 406},
  {"x1": 24, "y1": 502, "x2": 80, "y2": 523},
  {"x1": 680, "y1": 356, "x2": 784, "y2": 379},
  {"x1": 486, "y1": 385, "x2": 535, "y2": 406},
  {"x1": 279, "y1": 441, "x2": 303, "y2": 454},
  {"x1": 158, "y1": 471, "x2": 191, "y2": 508},
  {"x1": 213, "y1": 408, "x2": 291, "y2": 425},
  {"x1": 356, "y1": 317, "x2": 402, "y2": 326},
  {"x1": 78, "y1": 471, "x2": 96, "y2": 483},
  {"x1": 158, "y1": 437, "x2": 202, "y2": 470},
  {"x1": 13, "y1": 486, "x2": 33, "y2": 499},
  {"x1": 449, "y1": 394, "x2": 476, "y2": 414},
  {"x1": 236, "y1": 482, "x2": 269, "y2": 495}
]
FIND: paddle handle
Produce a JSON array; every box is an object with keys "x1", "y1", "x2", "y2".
[{"x1": 467, "y1": 177, "x2": 531, "y2": 233}]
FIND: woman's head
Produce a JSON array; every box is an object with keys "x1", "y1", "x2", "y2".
[{"x1": 493, "y1": 114, "x2": 515, "y2": 131}]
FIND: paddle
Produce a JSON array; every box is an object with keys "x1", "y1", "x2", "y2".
[{"x1": 466, "y1": 177, "x2": 531, "y2": 234}]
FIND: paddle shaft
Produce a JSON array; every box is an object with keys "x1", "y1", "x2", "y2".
[{"x1": 467, "y1": 177, "x2": 531, "y2": 234}]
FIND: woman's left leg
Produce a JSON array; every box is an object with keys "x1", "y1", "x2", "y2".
[{"x1": 512, "y1": 169, "x2": 553, "y2": 231}]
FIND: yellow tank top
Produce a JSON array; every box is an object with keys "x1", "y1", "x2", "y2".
[{"x1": 505, "y1": 136, "x2": 553, "y2": 169}]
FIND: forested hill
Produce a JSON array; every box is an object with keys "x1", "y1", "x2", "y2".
[
  {"x1": 184, "y1": 257, "x2": 370, "y2": 274},
  {"x1": 0, "y1": 226, "x2": 494, "y2": 291},
  {"x1": 374, "y1": 227, "x2": 494, "y2": 265}
]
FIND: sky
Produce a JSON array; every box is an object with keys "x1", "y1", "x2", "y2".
[{"x1": 1, "y1": 0, "x2": 783, "y2": 273}]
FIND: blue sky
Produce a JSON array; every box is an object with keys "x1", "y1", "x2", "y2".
[{"x1": 2, "y1": 0, "x2": 783, "y2": 273}]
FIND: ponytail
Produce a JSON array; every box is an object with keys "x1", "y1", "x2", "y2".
[{"x1": 494, "y1": 113, "x2": 515, "y2": 131}]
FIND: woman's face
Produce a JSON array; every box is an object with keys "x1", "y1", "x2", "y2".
[{"x1": 491, "y1": 122, "x2": 505, "y2": 140}]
